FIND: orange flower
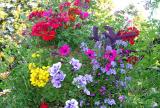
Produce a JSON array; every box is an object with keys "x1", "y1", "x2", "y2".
[{"x1": 69, "y1": 14, "x2": 76, "y2": 22}]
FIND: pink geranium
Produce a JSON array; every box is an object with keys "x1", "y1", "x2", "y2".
[
  {"x1": 85, "y1": 49, "x2": 96, "y2": 59},
  {"x1": 58, "y1": 44, "x2": 70, "y2": 56},
  {"x1": 104, "y1": 50, "x2": 117, "y2": 62}
]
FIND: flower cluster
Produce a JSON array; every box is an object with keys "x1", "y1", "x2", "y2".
[
  {"x1": 29, "y1": 64, "x2": 49, "y2": 87},
  {"x1": 117, "y1": 26, "x2": 140, "y2": 45},
  {"x1": 72, "y1": 74, "x2": 93, "y2": 95},
  {"x1": 49, "y1": 62, "x2": 66, "y2": 88},
  {"x1": 29, "y1": 1, "x2": 90, "y2": 41}
]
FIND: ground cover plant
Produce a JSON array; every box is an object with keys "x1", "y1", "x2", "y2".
[{"x1": 0, "y1": 0, "x2": 160, "y2": 108}]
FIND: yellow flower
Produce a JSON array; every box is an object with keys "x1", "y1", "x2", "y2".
[
  {"x1": 0, "y1": 72, "x2": 10, "y2": 80},
  {"x1": 28, "y1": 63, "x2": 36, "y2": 70},
  {"x1": 30, "y1": 67, "x2": 49, "y2": 87},
  {"x1": 0, "y1": 10, "x2": 7, "y2": 19},
  {"x1": 0, "y1": 52, "x2": 4, "y2": 58},
  {"x1": 8, "y1": 57, "x2": 15, "y2": 64},
  {"x1": 32, "y1": 53, "x2": 40, "y2": 58}
]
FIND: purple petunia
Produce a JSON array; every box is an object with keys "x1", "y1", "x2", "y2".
[
  {"x1": 49, "y1": 62, "x2": 66, "y2": 88},
  {"x1": 118, "y1": 95, "x2": 125, "y2": 102},
  {"x1": 105, "y1": 98, "x2": 116, "y2": 106},
  {"x1": 69, "y1": 58, "x2": 82, "y2": 71},
  {"x1": 64, "y1": 99, "x2": 79, "y2": 108},
  {"x1": 107, "y1": 68, "x2": 116, "y2": 75},
  {"x1": 72, "y1": 74, "x2": 93, "y2": 95},
  {"x1": 49, "y1": 62, "x2": 62, "y2": 76},
  {"x1": 51, "y1": 70, "x2": 66, "y2": 88},
  {"x1": 91, "y1": 59, "x2": 100, "y2": 70}
]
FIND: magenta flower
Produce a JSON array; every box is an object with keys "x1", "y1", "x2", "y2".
[
  {"x1": 85, "y1": 49, "x2": 96, "y2": 59},
  {"x1": 105, "y1": 63, "x2": 111, "y2": 72},
  {"x1": 80, "y1": 11, "x2": 89, "y2": 19},
  {"x1": 58, "y1": 44, "x2": 70, "y2": 56},
  {"x1": 104, "y1": 50, "x2": 117, "y2": 61},
  {"x1": 43, "y1": 8, "x2": 53, "y2": 17}
]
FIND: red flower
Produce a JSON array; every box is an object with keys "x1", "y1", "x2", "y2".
[
  {"x1": 85, "y1": 0, "x2": 90, "y2": 3},
  {"x1": 127, "y1": 56, "x2": 139, "y2": 65},
  {"x1": 40, "y1": 102, "x2": 48, "y2": 108},
  {"x1": 31, "y1": 21, "x2": 56, "y2": 41},
  {"x1": 117, "y1": 27, "x2": 140, "y2": 45},
  {"x1": 28, "y1": 10, "x2": 44, "y2": 20}
]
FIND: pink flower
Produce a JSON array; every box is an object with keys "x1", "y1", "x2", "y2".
[
  {"x1": 104, "y1": 50, "x2": 117, "y2": 62},
  {"x1": 85, "y1": 49, "x2": 96, "y2": 59},
  {"x1": 59, "y1": 2, "x2": 71, "y2": 12},
  {"x1": 105, "y1": 63, "x2": 111, "y2": 72},
  {"x1": 43, "y1": 8, "x2": 53, "y2": 17},
  {"x1": 59, "y1": 44, "x2": 70, "y2": 56},
  {"x1": 74, "y1": 0, "x2": 81, "y2": 6},
  {"x1": 80, "y1": 12, "x2": 89, "y2": 19}
]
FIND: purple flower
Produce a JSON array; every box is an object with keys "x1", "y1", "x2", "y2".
[
  {"x1": 49, "y1": 62, "x2": 62, "y2": 76},
  {"x1": 79, "y1": 100, "x2": 84, "y2": 107},
  {"x1": 100, "y1": 67, "x2": 106, "y2": 73},
  {"x1": 51, "y1": 80, "x2": 61, "y2": 88},
  {"x1": 118, "y1": 95, "x2": 125, "y2": 102},
  {"x1": 65, "y1": 99, "x2": 78, "y2": 108},
  {"x1": 51, "y1": 71, "x2": 66, "y2": 88},
  {"x1": 73, "y1": 74, "x2": 93, "y2": 95},
  {"x1": 120, "y1": 81, "x2": 127, "y2": 88},
  {"x1": 107, "y1": 99, "x2": 116, "y2": 106},
  {"x1": 49, "y1": 62, "x2": 66, "y2": 88},
  {"x1": 99, "y1": 86, "x2": 106, "y2": 95},
  {"x1": 107, "y1": 68, "x2": 116, "y2": 75},
  {"x1": 84, "y1": 74, "x2": 93, "y2": 83},
  {"x1": 69, "y1": 58, "x2": 82, "y2": 71},
  {"x1": 94, "y1": 41, "x2": 102, "y2": 49},
  {"x1": 115, "y1": 40, "x2": 128, "y2": 47},
  {"x1": 126, "y1": 63, "x2": 133, "y2": 69},
  {"x1": 83, "y1": 88, "x2": 90, "y2": 95},
  {"x1": 72, "y1": 75, "x2": 87, "y2": 88},
  {"x1": 120, "y1": 63, "x2": 125, "y2": 68},
  {"x1": 120, "y1": 69, "x2": 126, "y2": 74},
  {"x1": 111, "y1": 61, "x2": 116, "y2": 67},
  {"x1": 125, "y1": 76, "x2": 132, "y2": 81},
  {"x1": 80, "y1": 42, "x2": 88, "y2": 52},
  {"x1": 100, "y1": 105, "x2": 106, "y2": 108},
  {"x1": 105, "y1": 46, "x2": 112, "y2": 51},
  {"x1": 91, "y1": 59, "x2": 100, "y2": 70},
  {"x1": 90, "y1": 93, "x2": 95, "y2": 97}
]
